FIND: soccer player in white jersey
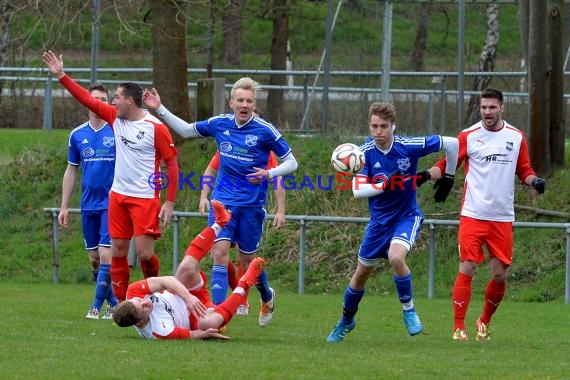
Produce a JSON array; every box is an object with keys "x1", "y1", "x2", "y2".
[
  {"x1": 326, "y1": 102, "x2": 459, "y2": 342},
  {"x1": 59, "y1": 83, "x2": 118, "y2": 320},
  {"x1": 42, "y1": 51, "x2": 179, "y2": 302},
  {"x1": 143, "y1": 78, "x2": 298, "y2": 327},
  {"x1": 420, "y1": 88, "x2": 545, "y2": 341}
]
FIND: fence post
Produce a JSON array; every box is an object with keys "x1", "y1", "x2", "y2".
[
  {"x1": 43, "y1": 73, "x2": 53, "y2": 133},
  {"x1": 298, "y1": 218, "x2": 306, "y2": 294},
  {"x1": 51, "y1": 210, "x2": 59, "y2": 284},
  {"x1": 172, "y1": 215, "x2": 180, "y2": 275},
  {"x1": 428, "y1": 222, "x2": 436, "y2": 299}
]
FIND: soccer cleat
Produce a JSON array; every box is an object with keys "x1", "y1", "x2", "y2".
[
  {"x1": 239, "y1": 258, "x2": 265, "y2": 288},
  {"x1": 101, "y1": 305, "x2": 115, "y2": 320},
  {"x1": 403, "y1": 308, "x2": 423, "y2": 336},
  {"x1": 211, "y1": 199, "x2": 232, "y2": 228},
  {"x1": 86, "y1": 307, "x2": 100, "y2": 320},
  {"x1": 452, "y1": 328, "x2": 468, "y2": 341},
  {"x1": 475, "y1": 318, "x2": 491, "y2": 341},
  {"x1": 258, "y1": 287, "x2": 275, "y2": 327},
  {"x1": 326, "y1": 320, "x2": 356, "y2": 343},
  {"x1": 236, "y1": 302, "x2": 250, "y2": 316}
]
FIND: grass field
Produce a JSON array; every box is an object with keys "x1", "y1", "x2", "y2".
[{"x1": 1, "y1": 283, "x2": 569, "y2": 380}]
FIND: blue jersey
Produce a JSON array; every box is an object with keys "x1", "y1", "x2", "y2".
[
  {"x1": 194, "y1": 115, "x2": 291, "y2": 206},
  {"x1": 67, "y1": 122, "x2": 115, "y2": 210},
  {"x1": 359, "y1": 135, "x2": 442, "y2": 226}
]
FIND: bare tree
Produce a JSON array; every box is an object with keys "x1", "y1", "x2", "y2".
[
  {"x1": 147, "y1": 0, "x2": 191, "y2": 139},
  {"x1": 0, "y1": 1, "x2": 14, "y2": 96},
  {"x1": 221, "y1": 0, "x2": 246, "y2": 67},
  {"x1": 548, "y1": 0, "x2": 565, "y2": 169},
  {"x1": 463, "y1": 3, "x2": 500, "y2": 127},
  {"x1": 266, "y1": 0, "x2": 289, "y2": 126},
  {"x1": 409, "y1": 3, "x2": 431, "y2": 71}
]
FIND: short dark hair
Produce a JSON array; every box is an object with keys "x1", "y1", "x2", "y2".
[
  {"x1": 481, "y1": 87, "x2": 503, "y2": 104},
  {"x1": 88, "y1": 82, "x2": 107, "y2": 93},
  {"x1": 112, "y1": 301, "x2": 140, "y2": 327},
  {"x1": 119, "y1": 82, "x2": 143, "y2": 107}
]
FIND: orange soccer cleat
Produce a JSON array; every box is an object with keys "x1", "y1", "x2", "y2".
[{"x1": 211, "y1": 199, "x2": 232, "y2": 228}]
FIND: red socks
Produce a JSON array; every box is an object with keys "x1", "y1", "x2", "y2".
[
  {"x1": 140, "y1": 253, "x2": 160, "y2": 278},
  {"x1": 480, "y1": 279, "x2": 506, "y2": 324},
  {"x1": 186, "y1": 227, "x2": 216, "y2": 261},
  {"x1": 214, "y1": 292, "x2": 245, "y2": 325},
  {"x1": 110, "y1": 256, "x2": 130, "y2": 301},
  {"x1": 452, "y1": 271, "x2": 473, "y2": 330}
]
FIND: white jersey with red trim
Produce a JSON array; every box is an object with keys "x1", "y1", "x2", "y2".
[
  {"x1": 455, "y1": 121, "x2": 535, "y2": 222},
  {"x1": 112, "y1": 113, "x2": 172, "y2": 199},
  {"x1": 127, "y1": 280, "x2": 189, "y2": 339}
]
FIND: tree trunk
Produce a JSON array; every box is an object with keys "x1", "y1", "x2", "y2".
[
  {"x1": 464, "y1": 4, "x2": 500, "y2": 126},
  {"x1": 409, "y1": 3, "x2": 431, "y2": 71},
  {"x1": 267, "y1": 0, "x2": 289, "y2": 127},
  {"x1": 0, "y1": 2, "x2": 14, "y2": 97},
  {"x1": 528, "y1": 0, "x2": 550, "y2": 176},
  {"x1": 517, "y1": 0, "x2": 529, "y2": 91},
  {"x1": 221, "y1": 0, "x2": 246, "y2": 67},
  {"x1": 548, "y1": 0, "x2": 565, "y2": 169},
  {"x1": 149, "y1": 0, "x2": 190, "y2": 144}
]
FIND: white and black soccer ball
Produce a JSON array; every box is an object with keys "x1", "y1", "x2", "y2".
[{"x1": 331, "y1": 143, "x2": 365, "y2": 175}]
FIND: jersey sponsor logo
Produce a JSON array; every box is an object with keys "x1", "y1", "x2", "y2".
[
  {"x1": 245, "y1": 134, "x2": 258, "y2": 147},
  {"x1": 483, "y1": 153, "x2": 511, "y2": 164},
  {"x1": 81, "y1": 138, "x2": 89, "y2": 144},
  {"x1": 82, "y1": 147, "x2": 95, "y2": 158},
  {"x1": 397, "y1": 157, "x2": 411, "y2": 172},
  {"x1": 223, "y1": 130, "x2": 230, "y2": 136},
  {"x1": 220, "y1": 142, "x2": 232, "y2": 152},
  {"x1": 103, "y1": 136, "x2": 115, "y2": 148},
  {"x1": 120, "y1": 135, "x2": 142, "y2": 151}
]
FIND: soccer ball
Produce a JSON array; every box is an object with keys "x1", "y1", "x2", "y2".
[{"x1": 331, "y1": 143, "x2": 365, "y2": 175}]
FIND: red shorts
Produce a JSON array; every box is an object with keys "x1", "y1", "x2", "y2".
[
  {"x1": 108, "y1": 191, "x2": 161, "y2": 239},
  {"x1": 457, "y1": 216, "x2": 513, "y2": 265}
]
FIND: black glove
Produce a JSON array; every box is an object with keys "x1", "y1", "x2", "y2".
[
  {"x1": 433, "y1": 173, "x2": 454, "y2": 202},
  {"x1": 415, "y1": 170, "x2": 431, "y2": 188},
  {"x1": 531, "y1": 177, "x2": 545, "y2": 194}
]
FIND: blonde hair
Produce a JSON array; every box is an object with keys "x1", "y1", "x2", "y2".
[
  {"x1": 231, "y1": 77, "x2": 261, "y2": 99},
  {"x1": 368, "y1": 102, "x2": 396, "y2": 124}
]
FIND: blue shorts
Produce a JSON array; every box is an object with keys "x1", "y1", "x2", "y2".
[
  {"x1": 358, "y1": 214, "x2": 423, "y2": 267},
  {"x1": 208, "y1": 205, "x2": 267, "y2": 254},
  {"x1": 81, "y1": 209, "x2": 110, "y2": 250}
]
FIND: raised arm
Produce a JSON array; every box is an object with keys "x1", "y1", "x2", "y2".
[{"x1": 143, "y1": 88, "x2": 199, "y2": 139}]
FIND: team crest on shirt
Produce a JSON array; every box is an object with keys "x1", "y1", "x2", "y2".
[
  {"x1": 136, "y1": 130, "x2": 145, "y2": 140},
  {"x1": 103, "y1": 136, "x2": 115, "y2": 148},
  {"x1": 397, "y1": 157, "x2": 411, "y2": 172},
  {"x1": 505, "y1": 141, "x2": 513, "y2": 151},
  {"x1": 82, "y1": 147, "x2": 95, "y2": 158},
  {"x1": 245, "y1": 135, "x2": 258, "y2": 147}
]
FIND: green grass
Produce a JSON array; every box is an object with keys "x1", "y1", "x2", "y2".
[{"x1": 0, "y1": 283, "x2": 569, "y2": 380}]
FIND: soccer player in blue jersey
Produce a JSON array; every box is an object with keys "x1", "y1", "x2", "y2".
[
  {"x1": 143, "y1": 77, "x2": 298, "y2": 327},
  {"x1": 58, "y1": 83, "x2": 119, "y2": 320},
  {"x1": 326, "y1": 102, "x2": 459, "y2": 342}
]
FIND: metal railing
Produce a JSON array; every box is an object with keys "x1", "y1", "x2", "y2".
[{"x1": 43, "y1": 207, "x2": 570, "y2": 304}]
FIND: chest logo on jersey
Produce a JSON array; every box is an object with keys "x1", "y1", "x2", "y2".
[
  {"x1": 82, "y1": 147, "x2": 95, "y2": 158},
  {"x1": 220, "y1": 142, "x2": 232, "y2": 152},
  {"x1": 397, "y1": 158, "x2": 411, "y2": 172},
  {"x1": 103, "y1": 136, "x2": 115, "y2": 148},
  {"x1": 505, "y1": 141, "x2": 513, "y2": 151},
  {"x1": 120, "y1": 136, "x2": 142, "y2": 151},
  {"x1": 136, "y1": 130, "x2": 145, "y2": 140},
  {"x1": 245, "y1": 135, "x2": 258, "y2": 147}
]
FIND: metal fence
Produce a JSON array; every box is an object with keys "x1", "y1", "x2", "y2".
[{"x1": 44, "y1": 207, "x2": 570, "y2": 304}]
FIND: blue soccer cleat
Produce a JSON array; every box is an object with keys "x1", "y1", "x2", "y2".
[
  {"x1": 403, "y1": 308, "x2": 423, "y2": 336},
  {"x1": 326, "y1": 320, "x2": 356, "y2": 343}
]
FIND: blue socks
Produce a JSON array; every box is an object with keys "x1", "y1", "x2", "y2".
[
  {"x1": 255, "y1": 269, "x2": 272, "y2": 303},
  {"x1": 92, "y1": 263, "x2": 117, "y2": 310},
  {"x1": 393, "y1": 273, "x2": 414, "y2": 309},
  {"x1": 211, "y1": 264, "x2": 229, "y2": 305},
  {"x1": 341, "y1": 286, "x2": 365, "y2": 325}
]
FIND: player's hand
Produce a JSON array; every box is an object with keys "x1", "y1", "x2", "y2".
[
  {"x1": 185, "y1": 294, "x2": 207, "y2": 319},
  {"x1": 192, "y1": 328, "x2": 230, "y2": 340},
  {"x1": 531, "y1": 177, "x2": 546, "y2": 194},
  {"x1": 58, "y1": 208, "x2": 69, "y2": 227},
  {"x1": 273, "y1": 210, "x2": 286, "y2": 229},
  {"x1": 199, "y1": 196, "x2": 210, "y2": 216},
  {"x1": 42, "y1": 50, "x2": 65, "y2": 79},
  {"x1": 246, "y1": 167, "x2": 269, "y2": 184},
  {"x1": 433, "y1": 173, "x2": 454, "y2": 202},
  {"x1": 142, "y1": 88, "x2": 162, "y2": 111},
  {"x1": 159, "y1": 200, "x2": 175, "y2": 228},
  {"x1": 415, "y1": 170, "x2": 431, "y2": 188}
]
